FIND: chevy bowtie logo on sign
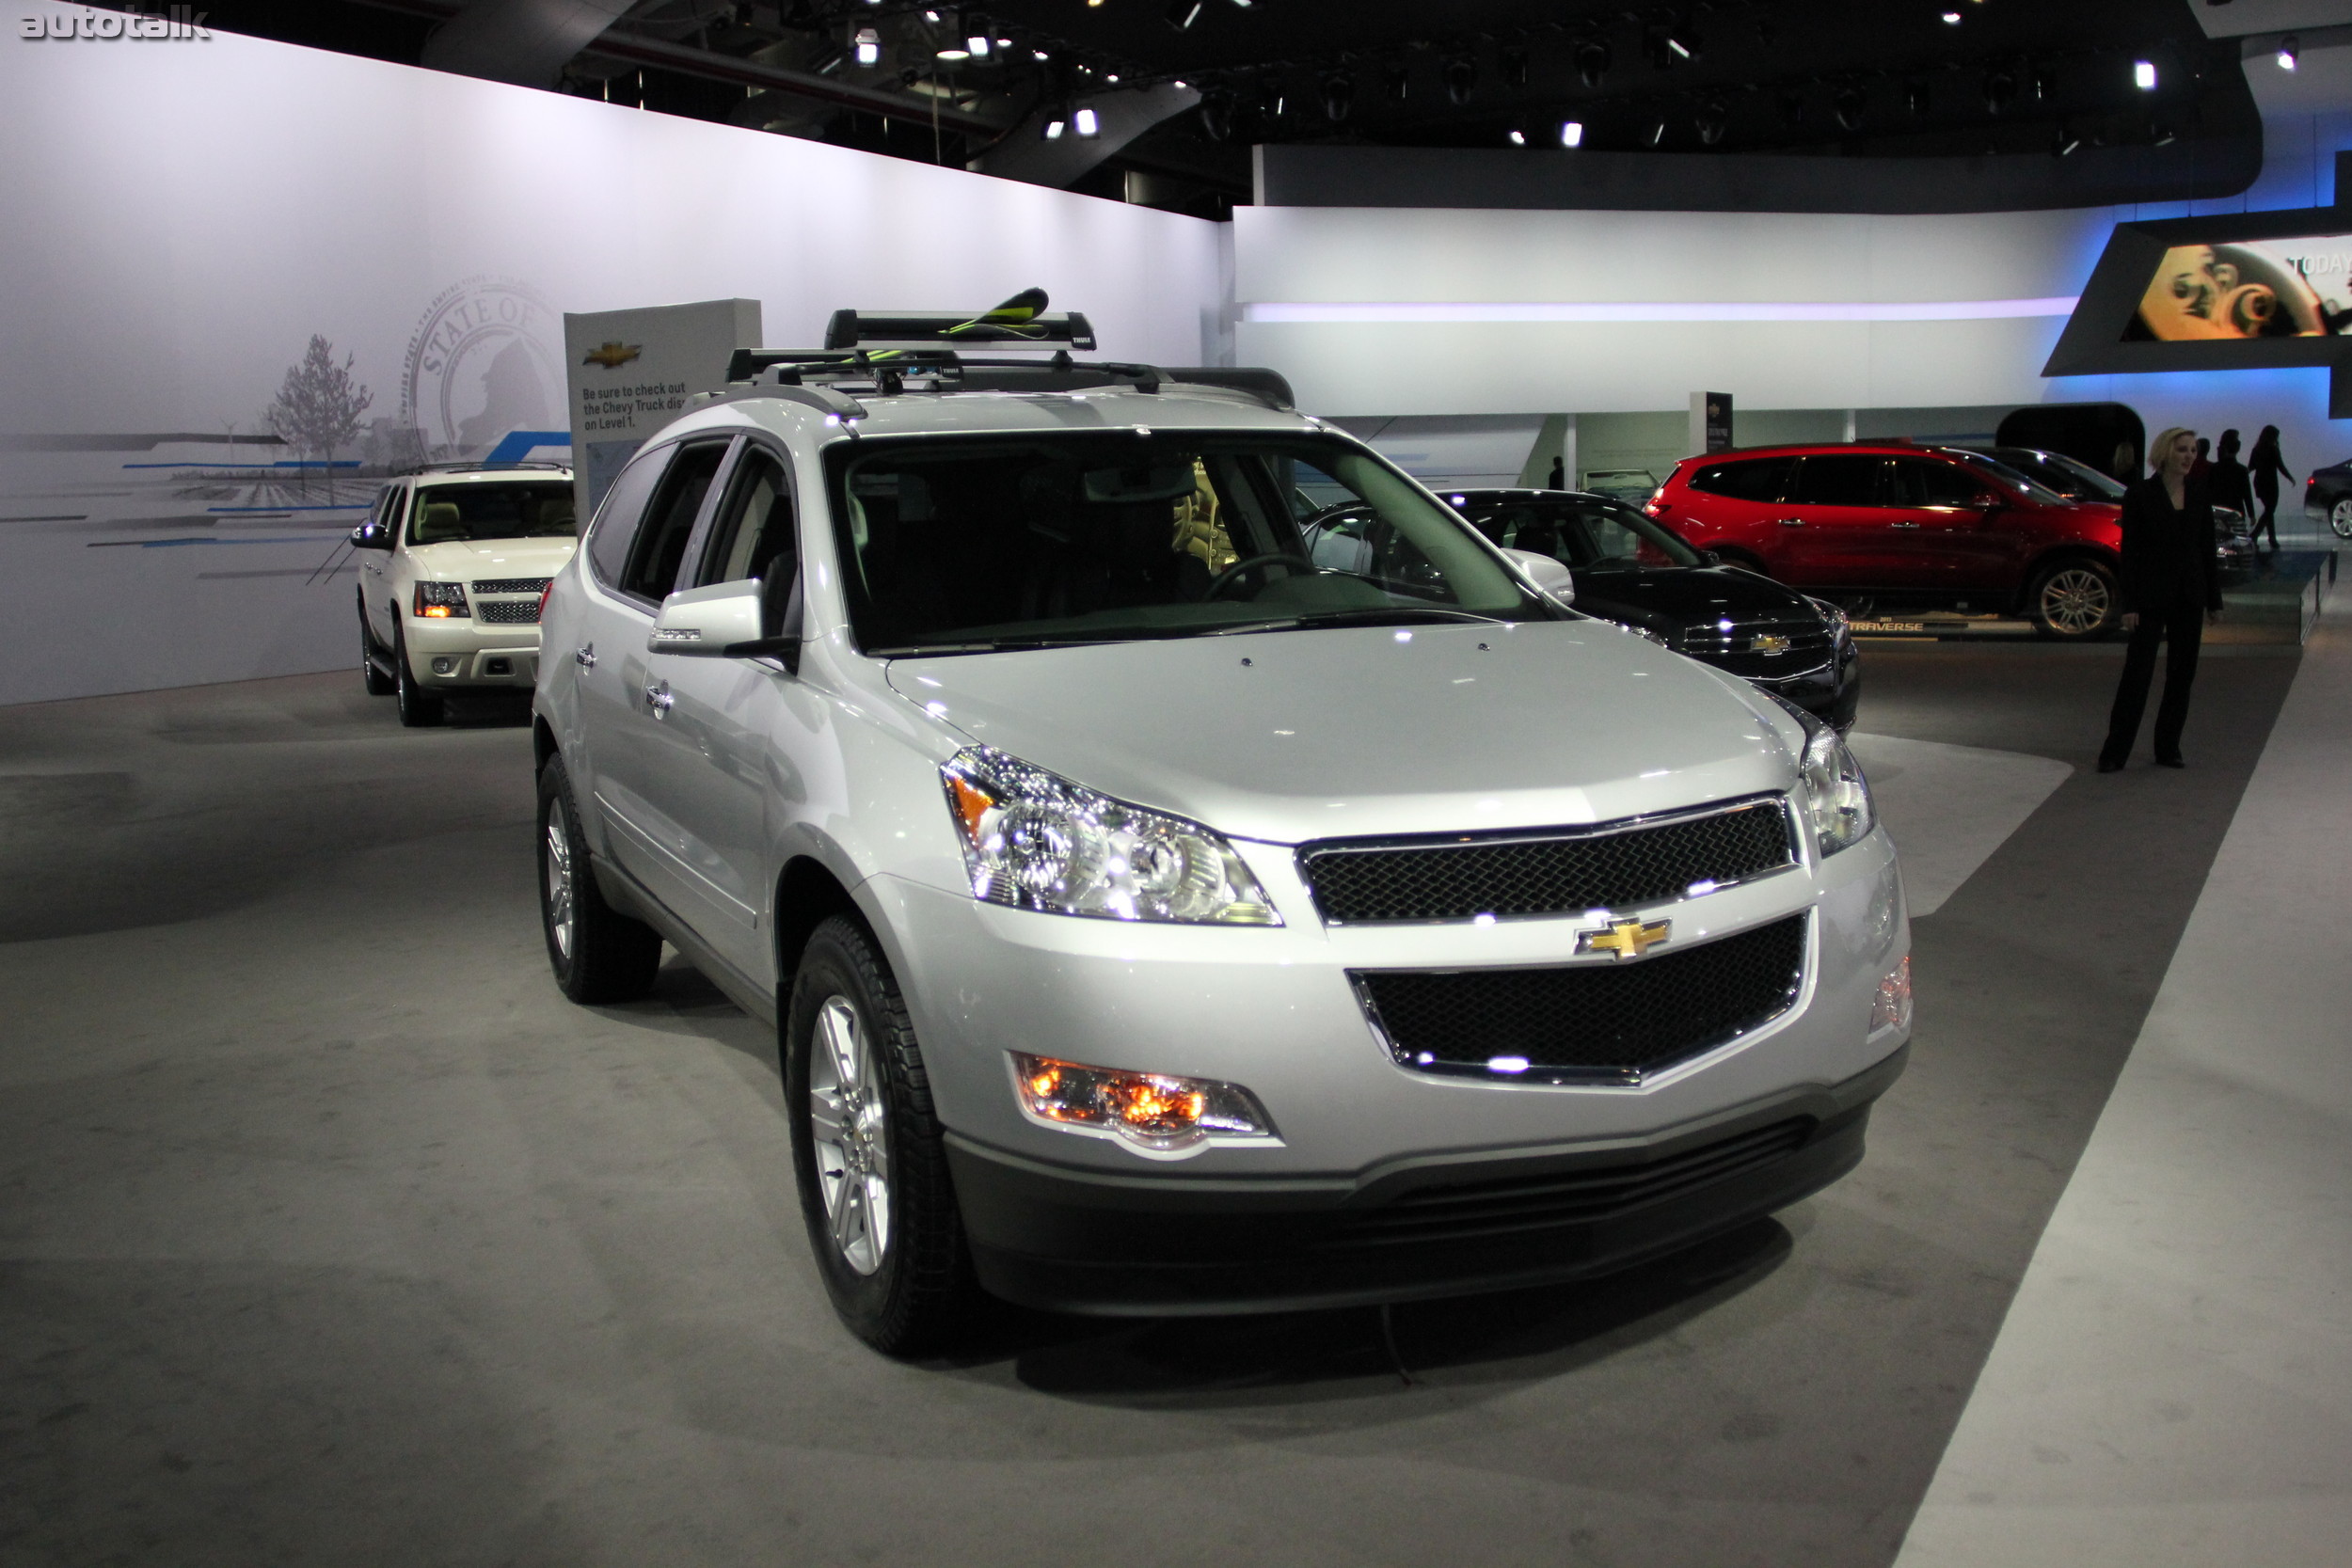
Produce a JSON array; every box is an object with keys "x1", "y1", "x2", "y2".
[
  {"x1": 1580, "y1": 917, "x2": 1672, "y2": 960},
  {"x1": 19, "y1": 7, "x2": 210, "y2": 39}
]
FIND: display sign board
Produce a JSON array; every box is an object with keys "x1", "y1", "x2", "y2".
[
  {"x1": 564, "y1": 298, "x2": 763, "y2": 526},
  {"x1": 2046, "y1": 182, "x2": 2352, "y2": 412},
  {"x1": 1690, "y1": 390, "x2": 1733, "y2": 453}
]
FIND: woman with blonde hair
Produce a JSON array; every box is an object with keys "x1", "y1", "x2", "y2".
[{"x1": 2099, "y1": 426, "x2": 2222, "y2": 771}]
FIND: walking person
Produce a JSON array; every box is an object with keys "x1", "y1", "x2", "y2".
[
  {"x1": 2100, "y1": 427, "x2": 2223, "y2": 772},
  {"x1": 2249, "y1": 424, "x2": 2294, "y2": 551},
  {"x1": 2210, "y1": 428, "x2": 2253, "y2": 523}
]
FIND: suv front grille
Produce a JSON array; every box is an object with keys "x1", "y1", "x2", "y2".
[
  {"x1": 1322, "y1": 1117, "x2": 1814, "y2": 1249},
  {"x1": 1676, "y1": 623, "x2": 1833, "y2": 658},
  {"x1": 1355, "y1": 912, "x2": 1807, "y2": 1085},
  {"x1": 1300, "y1": 799, "x2": 1793, "y2": 925},
  {"x1": 472, "y1": 577, "x2": 551, "y2": 595},
  {"x1": 475, "y1": 599, "x2": 542, "y2": 625}
]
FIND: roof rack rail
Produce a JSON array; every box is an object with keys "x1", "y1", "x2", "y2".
[
  {"x1": 713, "y1": 348, "x2": 1294, "y2": 413},
  {"x1": 413, "y1": 459, "x2": 573, "y2": 474}
]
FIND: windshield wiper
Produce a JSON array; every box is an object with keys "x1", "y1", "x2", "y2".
[
  {"x1": 871, "y1": 635, "x2": 1118, "y2": 656},
  {"x1": 1201, "y1": 607, "x2": 1507, "y2": 637}
]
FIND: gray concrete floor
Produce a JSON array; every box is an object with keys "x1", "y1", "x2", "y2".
[{"x1": 0, "y1": 647, "x2": 2300, "y2": 1567}]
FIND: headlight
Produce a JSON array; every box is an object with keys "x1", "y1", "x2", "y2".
[
  {"x1": 1011, "y1": 1053, "x2": 1277, "y2": 1156},
  {"x1": 413, "y1": 581, "x2": 469, "y2": 619},
  {"x1": 1616, "y1": 621, "x2": 1671, "y2": 646},
  {"x1": 1801, "y1": 724, "x2": 1874, "y2": 856},
  {"x1": 1808, "y1": 596, "x2": 1851, "y2": 643},
  {"x1": 941, "y1": 746, "x2": 1280, "y2": 925}
]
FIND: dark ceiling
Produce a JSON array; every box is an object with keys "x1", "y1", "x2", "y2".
[{"x1": 174, "y1": 0, "x2": 2259, "y2": 216}]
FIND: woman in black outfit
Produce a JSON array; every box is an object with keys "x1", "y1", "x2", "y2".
[
  {"x1": 2099, "y1": 427, "x2": 2222, "y2": 772},
  {"x1": 2248, "y1": 424, "x2": 2294, "y2": 550},
  {"x1": 2210, "y1": 428, "x2": 2253, "y2": 523}
]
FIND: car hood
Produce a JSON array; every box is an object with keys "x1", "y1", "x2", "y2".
[
  {"x1": 883, "y1": 620, "x2": 1799, "y2": 845},
  {"x1": 407, "y1": 537, "x2": 577, "y2": 578},
  {"x1": 1571, "y1": 566, "x2": 1822, "y2": 637}
]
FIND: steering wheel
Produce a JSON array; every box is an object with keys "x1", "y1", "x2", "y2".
[{"x1": 1205, "y1": 552, "x2": 1316, "y2": 600}]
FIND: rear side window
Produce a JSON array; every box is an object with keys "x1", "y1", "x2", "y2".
[
  {"x1": 620, "y1": 441, "x2": 730, "y2": 604},
  {"x1": 1888, "y1": 457, "x2": 1986, "y2": 509},
  {"x1": 586, "y1": 449, "x2": 671, "y2": 589},
  {"x1": 1789, "y1": 454, "x2": 1885, "y2": 507},
  {"x1": 1686, "y1": 456, "x2": 1794, "y2": 502}
]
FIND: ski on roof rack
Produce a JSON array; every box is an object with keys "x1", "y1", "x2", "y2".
[{"x1": 822, "y1": 287, "x2": 1097, "y2": 351}]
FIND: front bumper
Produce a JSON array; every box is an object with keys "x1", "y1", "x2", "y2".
[
  {"x1": 403, "y1": 611, "x2": 542, "y2": 688},
  {"x1": 949, "y1": 1043, "x2": 1904, "y2": 1316}
]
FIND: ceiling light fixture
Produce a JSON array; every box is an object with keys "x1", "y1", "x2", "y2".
[
  {"x1": 1833, "y1": 85, "x2": 1867, "y2": 133},
  {"x1": 1560, "y1": 119, "x2": 1584, "y2": 148},
  {"x1": 1167, "y1": 0, "x2": 1205, "y2": 31},
  {"x1": 1385, "y1": 62, "x2": 1410, "y2": 101},
  {"x1": 1443, "y1": 55, "x2": 1478, "y2": 106},
  {"x1": 1696, "y1": 101, "x2": 1727, "y2": 144},
  {"x1": 1042, "y1": 113, "x2": 1066, "y2": 140},
  {"x1": 1508, "y1": 128, "x2": 1526, "y2": 147},
  {"x1": 962, "y1": 12, "x2": 989, "y2": 56},
  {"x1": 1320, "y1": 72, "x2": 1355, "y2": 122},
  {"x1": 1982, "y1": 65, "x2": 2016, "y2": 114},
  {"x1": 852, "y1": 25, "x2": 880, "y2": 66},
  {"x1": 1501, "y1": 43, "x2": 1531, "y2": 88},
  {"x1": 1942, "y1": 9, "x2": 1961, "y2": 23},
  {"x1": 2279, "y1": 36, "x2": 2300, "y2": 71},
  {"x1": 1575, "y1": 40, "x2": 1611, "y2": 88},
  {"x1": 2133, "y1": 59, "x2": 2156, "y2": 89},
  {"x1": 1073, "y1": 105, "x2": 1100, "y2": 137}
]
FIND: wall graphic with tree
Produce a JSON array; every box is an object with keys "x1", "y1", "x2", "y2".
[{"x1": 265, "y1": 336, "x2": 373, "y2": 500}]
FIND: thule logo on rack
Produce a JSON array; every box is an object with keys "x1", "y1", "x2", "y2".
[{"x1": 19, "y1": 7, "x2": 210, "y2": 40}]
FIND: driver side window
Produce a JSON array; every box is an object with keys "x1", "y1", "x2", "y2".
[{"x1": 698, "y1": 446, "x2": 797, "y2": 589}]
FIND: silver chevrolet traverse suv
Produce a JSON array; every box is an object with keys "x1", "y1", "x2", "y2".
[{"x1": 531, "y1": 339, "x2": 1912, "y2": 1355}]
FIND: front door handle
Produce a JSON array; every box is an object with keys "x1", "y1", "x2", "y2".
[
  {"x1": 574, "y1": 644, "x2": 596, "y2": 669},
  {"x1": 1774, "y1": 517, "x2": 1806, "y2": 527},
  {"x1": 644, "y1": 681, "x2": 673, "y2": 720}
]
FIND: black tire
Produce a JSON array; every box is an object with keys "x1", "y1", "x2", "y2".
[
  {"x1": 2026, "y1": 557, "x2": 2121, "y2": 640},
  {"x1": 535, "y1": 754, "x2": 663, "y2": 1004},
  {"x1": 358, "y1": 592, "x2": 394, "y2": 695},
  {"x1": 2330, "y1": 496, "x2": 2352, "y2": 540},
  {"x1": 392, "y1": 619, "x2": 445, "y2": 726},
  {"x1": 786, "y1": 915, "x2": 973, "y2": 1356}
]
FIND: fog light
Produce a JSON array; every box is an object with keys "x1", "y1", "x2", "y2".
[
  {"x1": 1871, "y1": 956, "x2": 1913, "y2": 1034},
  {"x1": 430, "y1": 657, "x2": 456, "y2": 675},
  {"x1": 1010, "y1": 1053, "x2": 1276, "y2": 1156}
]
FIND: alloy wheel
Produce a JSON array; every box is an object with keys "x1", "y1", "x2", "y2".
[
  {"x1": 544, "y1": 814, "x2": 575, "y2": 959},
  {"x1": 2039, "y1": 566, "x2": 2112, "y2": 635},
  {"x1": 2332, "y1": 498, "x2": 2352, "y2": 539},
  {"x1": 808, "y1": 995, "x2": 892, "y2": 1276}
]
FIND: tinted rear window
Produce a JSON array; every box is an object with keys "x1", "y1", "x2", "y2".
[
  {"x1": 1686, "y1": 457, "x2": 1794, "y2": 502},
  {"x1": 1789, "y1": 455, "x2": 1885, "y2": 507}
]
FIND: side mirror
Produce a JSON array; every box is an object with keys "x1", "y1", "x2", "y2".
[
  {"x1": 650, "y1": 573, "x2": 803, "y2": 671},
  {"x1": 348, "y1": 522, "x2": 391, "y2": 550},
  {"x1": 1700, "y1": 548, "x2": 1724, "y2": 565},
  {"x1": 1504, "y1": 547, "x2": 1575, "y2": 606}
]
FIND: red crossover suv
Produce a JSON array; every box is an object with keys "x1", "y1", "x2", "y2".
[{"x1": 1646, "y1": 442, "x2": 2124, "y2": 638}]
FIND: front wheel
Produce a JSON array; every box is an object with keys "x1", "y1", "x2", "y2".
[
  {"x1": 2330, "y1": 497, "x2": 2352, "y2": 539},
  {"x1": 787, "y1": 915, "x2": 972, "y2": 1356},
  {"x1": 2027, "y1": 558, "x2": 2121, "y2": 639},
  {"x1": 392, "y1": 621, "x2": 444, "y2": 726},
  {"x1": 536, "y1": 754, "x2": 662, "y2": 1004}
]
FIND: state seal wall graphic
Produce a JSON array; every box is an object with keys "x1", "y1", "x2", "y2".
[{"x1": 401, "y1": 277, "x2": 562, "y2": 461}]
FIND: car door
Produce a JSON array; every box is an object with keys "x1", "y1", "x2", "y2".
[
  {"x1": 628, "y1": 439, "x2": 805, "y2": 981},
  {"x1": 1774, "y1": 454, "x2": 1892, "y2": 586},
  {"x1": 357, "y1": 483, "x2": 404, "y2": 640},
  {"x1": 1885, "y1": 455, "x2": 2014, "y2": 592},
  {"x1": 570, "y1": 436, "x2": 735, "y2": 929}
]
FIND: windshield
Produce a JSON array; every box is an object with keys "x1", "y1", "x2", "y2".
[
  {"x1": 2006, "y1": 448, "x2": 2127, "y2": 501},
  {"x1": 1945, "y1": 451, "x2": 2069, "y2": 506},
  {"x1": 406, "y1": 483, "x2": 577, "y2": 544},
  {"x1": 828, "y1": 434, "x2": 1547, "y2": 654},
  {"x1": 1452, "y1": 494, "x2": 1704, "y2": 571}
]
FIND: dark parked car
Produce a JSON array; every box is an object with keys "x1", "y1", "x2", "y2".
[
  {"x1": 1429, "y1": 487, "x2": 1861, "y2": 732},
  {"x1": 1648, "y1": 441, "x2": 2129, "y2": 638},
  {"x1": 2307, "y1": 458, "x2": 2352, "y2": 539},
  {"x1": 1957, "y1": 443, "x2": 2253, "y2": 566}
]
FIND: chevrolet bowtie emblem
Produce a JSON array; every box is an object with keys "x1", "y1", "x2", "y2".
[
  {"x1": 1753, "y1": 634, "x2": 1791, "y2": 657},
  {"x1": 1581, "y1": 916, "x2": 1672, "y2": 959}
]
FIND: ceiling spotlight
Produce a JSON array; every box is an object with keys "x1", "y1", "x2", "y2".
[
  {"x1": 1508, "y1": 128, "x2": 1527, "y2": 146},
  {"x1": 1649, "y1": 119, "x2": 1666, "y2": 146},
  {"x1": 1199, "y1": 88, "x2": 1234, "y2": 141},
  {"x1": 1073, "y1": 105, "x2": 1100, "y2": 137},
  {"x1": 2032, "y1": 68, "x2": 2056, "y2": 101},
  {"x1": 1982, "y1": 65, "x2": 2016, "y2": 114},
  {"x1": 1575, "y1": 40, "x2": 1611, "y2": 88},
  {"x1": 1905, "y1": 78, "x2": 1931, "y2": 115},
  {"x1": 2279, "y1": 36, "x2": 2299, "y2": 71},
  {"x1": 1695, "y1": 101, "x2": 1727, "y2": 144},
  {"x1": 962, "y1": 12, "x2": 989, "y2": 55},
  {"x1": 1942, "y1": 9, "x2": 1961, "y2": 23},
  {"x1": 2057, "y1": 134, "x2": 2081, "y2": 156},
  {"x1": 1320, "y1": 71, "x2": 1355, "y2": 122},
  {"x1": 2133, "y1": 59, "x2": 2156, "y2": 89},
  {"x1": 1560, "y1": 119, "x2": 1584, "y2": 148},
  {"x1": 2153, "y1": 121, "x2": 2178, "y2": 146},
  {"x1": 1443, "y1": 55, "x2": 1477, "y2": 105},
  {"x1": 935, "y1": 44, "x2": 969, "y2": 61},
  {"x1": 1041, "y1": 112, "x2": 1066, "y2": 140},
  {"x1": 1833, "y1": 85, "x2": 1867, "y2": 133},
  {"x1": 1385, "y1": 63, "x2": 1409, "y2": 101},
  {"x1": 852, "y1": 24, "x2": 880, "y2": 65},
  {"x1": 1669, "y1": 35, "x2": 1693, "y2": 59},
  {"x1": 1167, "y1": 0, "x2": 1204, "y2": 31},
  {"x1": 1501, "y1": 43, "x2": 1530, "y2": 88}
]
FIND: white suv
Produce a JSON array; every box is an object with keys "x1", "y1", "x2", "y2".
[
  {"x1": 531, "y1": 351, "x2": 1912, "y2": 1355},
  {"x1": 350, "y1": 463, "x2": 579, "y2": 725}
]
